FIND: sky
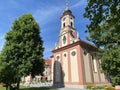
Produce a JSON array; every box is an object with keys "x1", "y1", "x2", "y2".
[{"x1": 0, "y1": 0, "x2": 90, "y2": 58}]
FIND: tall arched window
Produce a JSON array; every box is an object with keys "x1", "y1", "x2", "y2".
[
  {"x1": 71, "y1": 22, "x2": 73, "y2": 27},
  {"x1": 63, "y1": 36, "x2": 66, "y2": 44},
  {"x1": 63, "y1": 23, "x2": 65, "y2": 28}
]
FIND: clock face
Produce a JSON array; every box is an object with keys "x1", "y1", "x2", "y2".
[{"x1": 63, "y1": 36, "x2": 66, "y2": 44}]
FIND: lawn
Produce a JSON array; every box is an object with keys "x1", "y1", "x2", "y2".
[
  {"x1": 0, "y1": 87, "x2": 57, "y2": 90},
  {"x1": 20, "y1": 87, "x2": 57, "y2": 90},
  {"x1": 0, "y1": 87, "x2": 4, "y2": 90}
]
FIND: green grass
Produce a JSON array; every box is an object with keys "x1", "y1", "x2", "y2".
[
  {"x1": 20, "y1": 87, "x2": 57, "y2": 90},
  {"x1": 0, "y1": 87, "x2": 5, "y2": 90},
  {"x1": 0, "y1": 87, "x2": 57, "y2": 90}
]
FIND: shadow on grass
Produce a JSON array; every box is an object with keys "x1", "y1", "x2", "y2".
[
  {"x1": 0, "y1": 87, "x2": 58, "y2": 90},
  {"x1": 20, "y1": 87, "x2": 57, "y2": 90}
]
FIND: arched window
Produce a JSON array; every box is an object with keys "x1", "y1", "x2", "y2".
[
  {"x1": 83, "y1": 48, "x2": 87, "y2": 55},
  {"x1": 70, "y1": 16, "x2": 73, "y2": 20},
  {"x1": 71, "y1": 22, "x2": 73, "y2": 27},
  {"x1": 91, "y1": 54, "x2": 97, "y2": 73},
  {"x1": 63, "y1": 36, "x2": 66, "y2": 44},
  {"x1": 63, "y1": 23, "x2": 65, "y2": 28}
]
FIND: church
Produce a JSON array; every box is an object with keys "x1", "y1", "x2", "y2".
[{"x1": 51, "y1": 4, "x2": 109, "y2": 89}]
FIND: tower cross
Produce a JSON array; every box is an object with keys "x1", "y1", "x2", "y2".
[{"x1": 65, "y1": 0, "x2": 69, "y2": 11}]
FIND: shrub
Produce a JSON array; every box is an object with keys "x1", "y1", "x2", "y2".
[{"x1": 104, "y1": 85, "x2": 115, "y2": 90}]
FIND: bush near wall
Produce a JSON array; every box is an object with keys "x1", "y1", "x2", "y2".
[{"x1": 86, "y1": 85, "x2": 115, "y2": 90}]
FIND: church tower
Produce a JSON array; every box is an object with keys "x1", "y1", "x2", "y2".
[
  {"x1": 51, "y1": 2, "x2": 109, "y2": 89},
  {"x1": 59, "y1": 4, "x2": 78, "y2": 48}
]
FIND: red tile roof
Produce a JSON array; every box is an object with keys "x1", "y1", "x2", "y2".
[{"x1": 44, "y1": 59, "x2": 52, "y2": 65}]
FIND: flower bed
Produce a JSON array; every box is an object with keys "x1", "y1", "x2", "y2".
[{"x1": 86, "y1": 85, "x2": 115, "y2": 90}]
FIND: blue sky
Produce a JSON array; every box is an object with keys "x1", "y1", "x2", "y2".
[{"x1": 0, "y1": 0, "x2": 90, "y2": 58}]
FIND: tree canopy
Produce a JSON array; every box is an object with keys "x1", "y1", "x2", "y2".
[
  {"x1": 84, "y1": 0, "x2": 120, "y2": 85},
  {"x1": 0, "y1": 13, "x2": 44, "y2": 90}
]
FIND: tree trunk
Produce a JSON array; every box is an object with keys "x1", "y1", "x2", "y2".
[
  {"x1": 6, "y1": 86, "x2": 8, "y2": 90},
  {"x1": 16, "y1": 81, "x2": 20, "y2": 90},
  {"x1": 16, "y1": 78, "x2": 20, "y2": 90},
  {"x1": 9, "y1": 84, "x2": 12, "y2": 90}
]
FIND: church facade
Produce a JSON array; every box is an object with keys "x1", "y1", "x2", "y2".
[{"x1": 51, "y1": 7, "x2": 109, "y2": 89}]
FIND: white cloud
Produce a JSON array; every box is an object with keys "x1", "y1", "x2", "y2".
[
  {"x1": 71, "y1": 0, "x2": 87, "y2": 8},
  {"x1": 9, "y1": 0, "x2": 19, "y2": 7},
  {"x1": 33, "y1": 0, "x2": 86, "y2": 26},
  {"x1": 33, "y1": 6, "x2": 63, "y2": 27},
  {"x1": 0, "y1": 0, "x2": 19, "y2": 10},
  {"x1": 0, "y1": 35, "x2": 4, "y2": 39}
]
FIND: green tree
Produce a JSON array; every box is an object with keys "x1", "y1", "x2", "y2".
[
  {"x1": 84, "y1": 0, "x2": 120, "y2": 85},
  {"x1": 0, "y1": 13, "x2": 44, "y2": 90}
]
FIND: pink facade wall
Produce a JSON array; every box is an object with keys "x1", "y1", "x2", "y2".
[{"x1": 52, "y1": 43, "x2": 109, "y2": 86}]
